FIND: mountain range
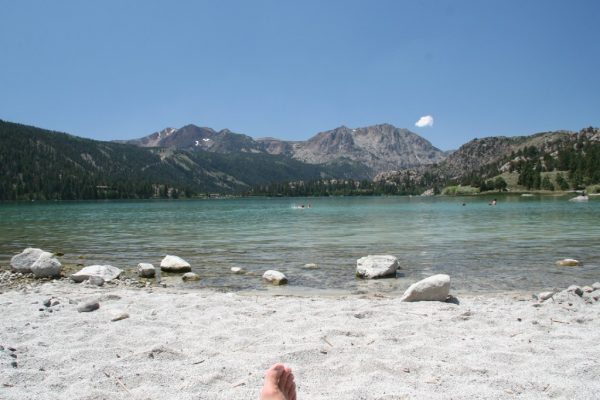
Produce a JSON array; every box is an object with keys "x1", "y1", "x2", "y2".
[
  {"x1": 120, "y1": 123, "x2": 447, "y2": 176},
  {"x1": 1, "y1": 118, "x2": 598, "y2": 200}
]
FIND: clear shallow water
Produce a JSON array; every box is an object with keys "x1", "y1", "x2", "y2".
[{"x1": 0, "y1": 196, "x2": 599, "y2": 294}]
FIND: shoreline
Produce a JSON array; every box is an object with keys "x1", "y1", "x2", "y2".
[{"x1": 1, "y1": 278, "x2": 599, "y2": 399}]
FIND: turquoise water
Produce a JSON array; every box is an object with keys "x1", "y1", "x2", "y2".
[{"x1": 0, "y1": 195, "x2": 599, "y2": 294}]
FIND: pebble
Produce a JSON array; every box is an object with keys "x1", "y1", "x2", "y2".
[
  {"x1": 11, "y1": 361, "x2": 17, "y2": 368},
  {"x1": 77, "y1": 300, "x2": 100, "y2": 312},
  {"x1": 43, "y1": 299, "x2": 52, "y2": 307},
  {"x1": 111, "y1": 312, "x2": 130, "y2": 322}
]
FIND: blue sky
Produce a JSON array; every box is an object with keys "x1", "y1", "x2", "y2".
[{"x1": 1, "y1": 1, "x2": 599, "y2": 150}]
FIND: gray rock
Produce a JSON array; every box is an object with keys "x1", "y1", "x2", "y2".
[
  {"x1": 77, "y1": 300, "x2": 100, "y2": 312},
  {"x1": 553, "y1": 290, "x2": 586, "y2": 305},
  {"x1": 537, "y1": 291, "x2": 555, "y2": 301},
  {"x1": 182, "y1": 272, "x2": 201, "y2": 281},
  {"x1": 567, "y1": 285, "x2": 583, "y2": 297},
  {"x1": 262, "y1": 270, "x2": 288, "y2": 285},
  {"x1": 401, "y1": 274, "x2": 451, "y2": 302},
  {"x1": 10, "y1": 248, "x2": 47, "y2": 274},
  {"x1": 71, "y1": 265, "x2": 122, "y2": 283},
  {"x1": 43, "y1": 298, "x2": 52, "y2": 307},
  {"x1": 356, "y1": 255, "x2": 398, "y2": 279},
  {"x1": 583, "y1": 286, "x2": 594, "y2": 293},
  {"x1": 111, "y1": 311, "x2": 130, "y2": 322},
  {"x1": 87, "y1": 276, "x2": 105, "y2": 286},
  {"x1": 160, "y1": 255, "x2": 191, "y2": 273},
  {"x1": 137, "y1": 263, "x2": 156, "y2": 278},
  {"x1": 583, "y1": 289, "x2": 600, "y2": 302},
  {"x1": 593, "y1": 282, "x2": 600, "y2": 290},
  {"x1": 31, "y1": 253, "x2": 62, "y2": 278}
]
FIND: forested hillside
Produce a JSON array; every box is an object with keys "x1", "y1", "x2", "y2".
[{"x1": 0, "y1": 120, "x2": 365, "y2": 200}]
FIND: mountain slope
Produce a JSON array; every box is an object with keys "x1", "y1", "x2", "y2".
[
  {"x1": 126, "y1": 123, "x2": 447, "y2": 176},
  {"x1": 0, "y1": 120, "x2": 370, "y2": 200},
  {"x1": 291, "y1": 124, "x2": 445, "y2": 172}
]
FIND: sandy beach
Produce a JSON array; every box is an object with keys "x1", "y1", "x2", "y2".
[{"x1": 1, "y1": 277, "x2": 599, "y2": 400}]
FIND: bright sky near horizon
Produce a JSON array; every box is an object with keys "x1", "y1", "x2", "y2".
[{"x1": 1, "y1": 1, "x2": 599, "y2": 150}]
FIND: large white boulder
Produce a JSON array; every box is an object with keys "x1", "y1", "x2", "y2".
[
  {"x1": 401, "y1": 274, "x2": 451, "y2": 302},
  {"x1": 263, "y1": 270, "x2": 288, "y2": 285},
  {"x1": 30, "y1": 252, "x2": 62, "y2": 278},
  {"x1": 71, "y1": 265, "x2": 123, "y2": 283},
  {"x1": 10, "y1": 248, "x2": 47, "y2": 273},
  {"x1": 160, "y1": 255, "x2": 191, "y2": 273},
  {"x1": 356, "y1": 255, "x2": 398, "y2": 279}
]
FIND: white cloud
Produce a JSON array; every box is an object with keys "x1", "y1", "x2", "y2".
[{"x1": 415, "y1": 115, "x2": 434, "y2": 128}]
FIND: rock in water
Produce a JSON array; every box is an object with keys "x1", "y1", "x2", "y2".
[
  {"x1": 556, "y1": 258, "x2": 581, "y2": 267},
  {"x1": 160, "y1": 255, "x2": 191, "y2": 273},
  {"x1": 230, "y1": 267, "x2": 245, "y2": 274},
  {"x1": 137, "y1": 263, "x2": 156, "y2": 278},
  {"x1": 356, "y1": 255, "x2": 398, "y2": 279},
  {"x1": 11, "y1": 248, "x2": 47, "y2": 274},
  {"x1": 263, "y1": 270, "x2": 288, "y2": 285},
  {"x1": 303, "y1": 263, "x2": 319, "y2": 269},
  {"x1": 77, "y1": 300, "x2": 100, "y2": 312},
  {"x1": 70, "y1": 265, "x2": 123, "y2": 283},
  {"x1": 31, "y1": 253, "x2": 62, "y2": 278},
  {"x1": 182, "y1": 272, "x2": 201, "y2": 281},
  {"x1": 401, "y1": 274, "x2": 451, "y2": 302}
]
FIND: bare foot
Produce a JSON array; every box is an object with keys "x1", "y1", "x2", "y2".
[{"x1": 260, "y1": 363, "x2": 297, "y2": 400}]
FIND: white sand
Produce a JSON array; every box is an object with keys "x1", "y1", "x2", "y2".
[{"x1": 1, "y1": 281, "x2": 600, "y2": 400}]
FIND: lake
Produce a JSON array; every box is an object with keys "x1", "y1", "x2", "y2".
[{"x1": 1, "y1": 195, "x2": 598, "y2": 294}]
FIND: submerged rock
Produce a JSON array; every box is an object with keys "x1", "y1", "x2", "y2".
[
  {"x1": 263, "y1": 270, "x2": 288, "y2": 285},
  {"x1": 401, "y1": 274, "x2": 451, "y2": 302},
  {"x1": 356, "y1": 255, "x2": 398, "y2": 279},
  {"x1": 137, "y1": 263, "x2": 156, "y2": 278},
  {"x1": 182, "y1": 272, "x2": 200, "y2": 281},
  {"x1": 556, "y1": 258, "x2": 581, "y2": 267},
  {"x1": 71, "y1": 265, "x2": 123, "y2": 283},
  {"x1": 160, "y1": 255, "x2": 191, "y2": 273}
]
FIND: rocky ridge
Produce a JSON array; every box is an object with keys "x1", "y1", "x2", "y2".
[{"x1": 125, "y1": 123, "x2": 447, "y2": 176}]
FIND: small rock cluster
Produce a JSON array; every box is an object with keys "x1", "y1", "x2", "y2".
[
  {"x1": 10, "y1": 248, "x2": 62, "y2": 278},
  {"x1": 535, "y1": 282, "x2": 600, "y2": 305},
  {"x1": 0, "y1": 344, "x2": 18, "y2": 369}
]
